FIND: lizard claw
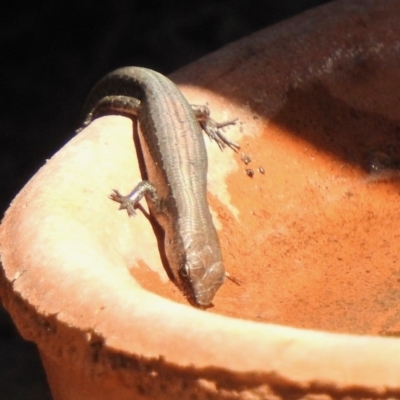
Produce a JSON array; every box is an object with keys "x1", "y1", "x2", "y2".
[{"x1": 109, "y1": 189, "x2": 136, "y2": 216}]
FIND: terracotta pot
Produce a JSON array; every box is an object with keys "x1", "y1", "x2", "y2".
[{"x1": 2, "y1": 0, "x2": 400, "y2": 398}]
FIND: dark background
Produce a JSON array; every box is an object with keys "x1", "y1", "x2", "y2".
[{"x1": 1, "y1": 0, "x2": 332, "y2": 398}]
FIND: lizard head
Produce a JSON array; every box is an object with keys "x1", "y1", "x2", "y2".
[
  {"x1": 163, "y1": 227, "x2": 226, "y2": 307},
  {"x1": 179, "y1": 245, "x2": 226, "y2": 307}
]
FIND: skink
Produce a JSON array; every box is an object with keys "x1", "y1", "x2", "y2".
[{"x1": 81, "y1": 67, "x2": 238, "y2": 307}]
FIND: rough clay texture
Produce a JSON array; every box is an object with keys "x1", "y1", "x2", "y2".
[{"x1": 2, "y1": 0, "x2": 400, "y2": 399}]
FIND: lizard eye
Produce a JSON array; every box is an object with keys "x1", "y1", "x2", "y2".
[{"x1": 180, "y1": 264, "x2": 189, "y2": 278}]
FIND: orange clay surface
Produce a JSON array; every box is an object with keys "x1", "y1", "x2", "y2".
[
  {"x1": 132, "y1": 85, "x2": 400, "y2": 336},
  {"x1": 3, "y1": 0, "x2": 400, "y2": 348},
  {"x1": 3, "y1": 2, "x2": 400, "y2": 397}
]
